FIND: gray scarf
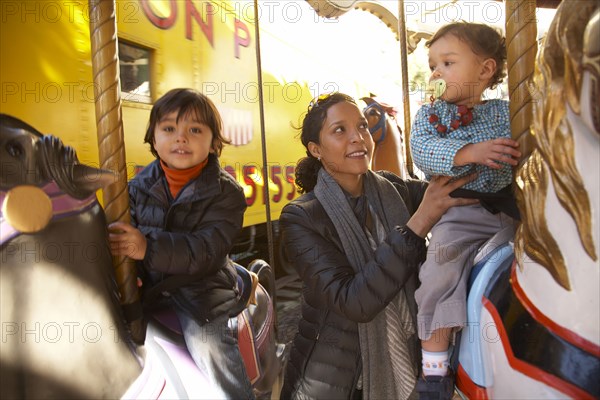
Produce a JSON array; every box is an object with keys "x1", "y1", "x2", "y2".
[{"x1": 314, "y1": 168, "x2": 418, "y2": 400}]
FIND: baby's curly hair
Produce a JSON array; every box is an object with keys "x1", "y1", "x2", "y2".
[{"x1": 427, "y1": 22, "x2": 507, "y2": 90}]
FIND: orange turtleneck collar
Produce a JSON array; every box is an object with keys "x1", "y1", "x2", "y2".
[{"x1": 160, "y1": 157, "x2": 209, "y2": 199}]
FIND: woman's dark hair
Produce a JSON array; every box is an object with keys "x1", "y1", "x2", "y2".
[
  {"x1": 426, "y1": 22, "x2": 507, "y2": 90},
  {"x1": 295, "y1": 92, "x2": 356, "y2": 193},
  {"x1": 144, "y1": 88, "x2": 230, "y2": 158}
]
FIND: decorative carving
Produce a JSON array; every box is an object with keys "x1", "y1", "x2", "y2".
[
  {"x1": 353, "y1": 1, "x2": 432, "y2": 52},
  {"x1": 582, "y1": 9, "x2": 600, "y2": 134},
  {"x1": 515, "y1": 1, "x2": 599, "y2": 290},
  {"x1": 305, "y1": 0, "x2": 359, "y2": 18},
  {"x1": 2, "y1": 186, "x2": 52, "y2": 233}
]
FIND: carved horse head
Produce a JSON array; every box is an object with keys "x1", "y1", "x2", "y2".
[
  {"x1": 362, "y1": 97, "x2": 411, "y2": 179},
  {"x1": 0, "y1": 114, "x2": 115, "y2": 196},
  {"x1": 514, "y1": 0, "x2": 599, "y2": 328}
]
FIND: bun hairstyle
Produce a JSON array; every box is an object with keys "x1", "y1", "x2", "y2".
[
  {"x1": 295, "y1": 92, "x2": 356, "y2": 193},
  {"x1": 426, "y1": 21, "x2": 507, "y2": 90}
]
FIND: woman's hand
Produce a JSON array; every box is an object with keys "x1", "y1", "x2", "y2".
[
  {"x1": 108, "y1": 221, "x2": 147, "y2": 260},
  {"x1": 406, "y1": 174, "x2": 479, "y2": 238},
  {"x1": 454, "y1": 138, "x2": 521, "y2": 169}
]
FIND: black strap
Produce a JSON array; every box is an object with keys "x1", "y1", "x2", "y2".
[{"x1": 450, "y1": 185, "x2": 521, "y2": 221}]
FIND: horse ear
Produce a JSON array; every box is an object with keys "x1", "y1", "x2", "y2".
[
  {"x1": 361, "y1": 97, "x2": 375, "y2": 106},
  {"x1": 72, "y1": 165, "x2": 117, "y2": 193}
]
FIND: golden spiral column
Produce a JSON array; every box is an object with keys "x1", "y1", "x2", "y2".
[
  {"x1": 505, "y1": 0, "x2": 538, "y2": 163},
  {"x1": 89, "y1": 0, "x2": 144, "y2": 343}
]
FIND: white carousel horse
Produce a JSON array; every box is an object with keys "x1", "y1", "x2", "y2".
[
  {"x1": 0, "y1": 114, "x2": 284, "y2": 399},
  {"x1": 455, "y1": 2, "x2": 599, "y2": 398}
]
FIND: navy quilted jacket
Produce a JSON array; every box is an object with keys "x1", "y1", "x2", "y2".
[{"x1": 129, "y1": 153, "x2": 247, "y2": 322}]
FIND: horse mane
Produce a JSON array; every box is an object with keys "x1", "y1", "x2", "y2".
[
  {"x1": 38, "y1": 135, "x2": 100, "y2": 199},
  {"x1": 515, "y1": 1, "x2": 599, "y2": 290},
  {"x1": 0, "y1": 114, "x2": 44, "y2": 137}
]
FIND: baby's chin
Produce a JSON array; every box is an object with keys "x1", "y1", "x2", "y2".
[
  {"x1": 440, "y1": 93, "x2": 466, "y2": 104},
  {"x1": 439, "y1": 94, "x2": 452, "y2": 102}
]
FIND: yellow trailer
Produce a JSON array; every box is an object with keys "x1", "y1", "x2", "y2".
[{"x1": 0, "y1": 0, "x2": 385, "y2": 267}]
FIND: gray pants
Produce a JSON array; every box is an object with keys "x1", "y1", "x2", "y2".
[{"x1": 415, "y1": 204, "x2": 515, "y2": 341}]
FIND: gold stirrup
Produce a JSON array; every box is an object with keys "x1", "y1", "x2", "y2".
[{"x1": 246, "y1": 270, "x2": 259, "y2": 307}]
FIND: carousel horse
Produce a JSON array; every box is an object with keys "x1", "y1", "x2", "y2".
[
  {"x1": 362, "y1": 97, "x2": 412, "y2": 179},
  {"x1": 0, "y1": 114, "x2": 284, "y2": 399},
  {"x1": 454, "y1": 2, "x2": 599, "y2": 398}
]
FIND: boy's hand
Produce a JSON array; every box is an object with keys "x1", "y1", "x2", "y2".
[
  {"x1": 454, "y1": 138, "x2": 521, "y2": 169},
  {"x1": 108, "y1": 221, "x2": 147, "y2": 260}
]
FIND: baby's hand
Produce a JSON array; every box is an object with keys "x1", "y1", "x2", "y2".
[
  {"x1": 108, "y1": 221, "x2": 147, "y2": 260},
  {"x1": 455, "y1": 138, "x2": 521, "y2": 169}
]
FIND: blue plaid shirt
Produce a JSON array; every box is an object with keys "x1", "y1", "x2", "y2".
[{"x1": 410, "y1": 99, "x2": 512, "y2": 193}]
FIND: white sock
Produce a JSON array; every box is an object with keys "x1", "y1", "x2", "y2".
[{"x1": 422, "y1": 350, "x2": 449, "y2": 376}]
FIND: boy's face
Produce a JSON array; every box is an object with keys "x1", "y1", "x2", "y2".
[
  {"x1": 153, "y1": 110, "x2": 214, "y2": 170},
  {"x1": 428, "y1": 34, "x2": 489, "y2": 106}
]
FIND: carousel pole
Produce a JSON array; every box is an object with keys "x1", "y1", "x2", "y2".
[
  {"x1": 252, "y1": 0, "x2": 279, "y2": 333},
  {"x1": 252, "y1": 0, "x2": 275, "y2": 272},
  {"x1": 397, "y1": 0, "x2": 414, "y2": 177},
  {"x1": 88, "y1": 0, "x2": 144, "y2": 344},
  {"x1": 505, "y1": 0, "x2": 538, "y2": 165}
]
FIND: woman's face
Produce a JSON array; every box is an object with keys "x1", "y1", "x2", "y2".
[{"x1": 308, "y1": 101, "x2": 374, "y2": 195}]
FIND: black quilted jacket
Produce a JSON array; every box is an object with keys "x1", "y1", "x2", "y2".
[
  {"x1": 279, "y1": 171, "x2": 427, "y2": 399},
  {"x1": 129, "y1": 154, "x2": 247, "y2": 322}
]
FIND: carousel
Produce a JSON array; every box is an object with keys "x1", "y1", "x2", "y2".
[{"x1": 1, "y1": 0, "x2": 598, "y2": 398}]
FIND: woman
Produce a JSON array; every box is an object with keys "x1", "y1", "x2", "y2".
[{"x1": 279, "y1": 93, "x2": 477, "y2": 399}]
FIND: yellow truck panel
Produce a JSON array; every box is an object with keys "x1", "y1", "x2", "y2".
[{"x1": 1, "y1": 0, "x2": 376, "y2": 234}]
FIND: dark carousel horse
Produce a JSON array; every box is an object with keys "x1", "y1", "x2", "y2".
[
  {"x1": 362, "y1": 97, "x2": 413, "y2": 179},
  {"x1": 0, "y1": 114, "x2": 284, "y2": 399}
]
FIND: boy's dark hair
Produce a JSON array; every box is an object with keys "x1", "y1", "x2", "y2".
[
  {"x1": 144, "y1": 88, "x2": 230, "y2": 158},
  {"x1": 295, "y1": 92, "x2": 356, "y2": 194},
  {"x1": 426, "y1": 22, "x2": 507, "y2": 90}
]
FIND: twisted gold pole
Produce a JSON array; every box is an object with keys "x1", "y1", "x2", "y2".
[
  {"x1": 397, "y1": 0, "x2": 414, "y2": 177},
  {"x1": 89, "y1": 0, "x2": 144, "y2": 343},
  {"x1": 505, "y1": 0, "x2": 538, "y2": 164}
]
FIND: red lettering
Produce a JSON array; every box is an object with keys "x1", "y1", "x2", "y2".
[
  {"x1": 186, "y1": 0, "x2": 213, "y2": 46},
  {"x1": 234, "y1": 18, "x2": 250, "y2": 59},
  {"x1": 270, "y1": 165, "x2": 282, "y2": 203},
  {"x1": 285, "y1": 165, "x2": 296, "y2": 201},
  {"x1": 243, "y1": 165, "x2": 257, "y2": 206},
  {"x1": 140, "y1": 0, "x2": 177, "y2": 30}
]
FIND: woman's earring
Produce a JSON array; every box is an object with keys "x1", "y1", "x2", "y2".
[{"x1": 317, "y1": 156, "x2": 321, "y2": 162}]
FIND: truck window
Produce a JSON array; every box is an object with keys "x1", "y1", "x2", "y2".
[{"x1": 118, "y1": 41, "x2": 151, "y2": 104}]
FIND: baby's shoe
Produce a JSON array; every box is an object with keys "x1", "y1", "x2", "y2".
[{"x1": 415, "y1": 371, "x2": 455, "y2": 400}]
